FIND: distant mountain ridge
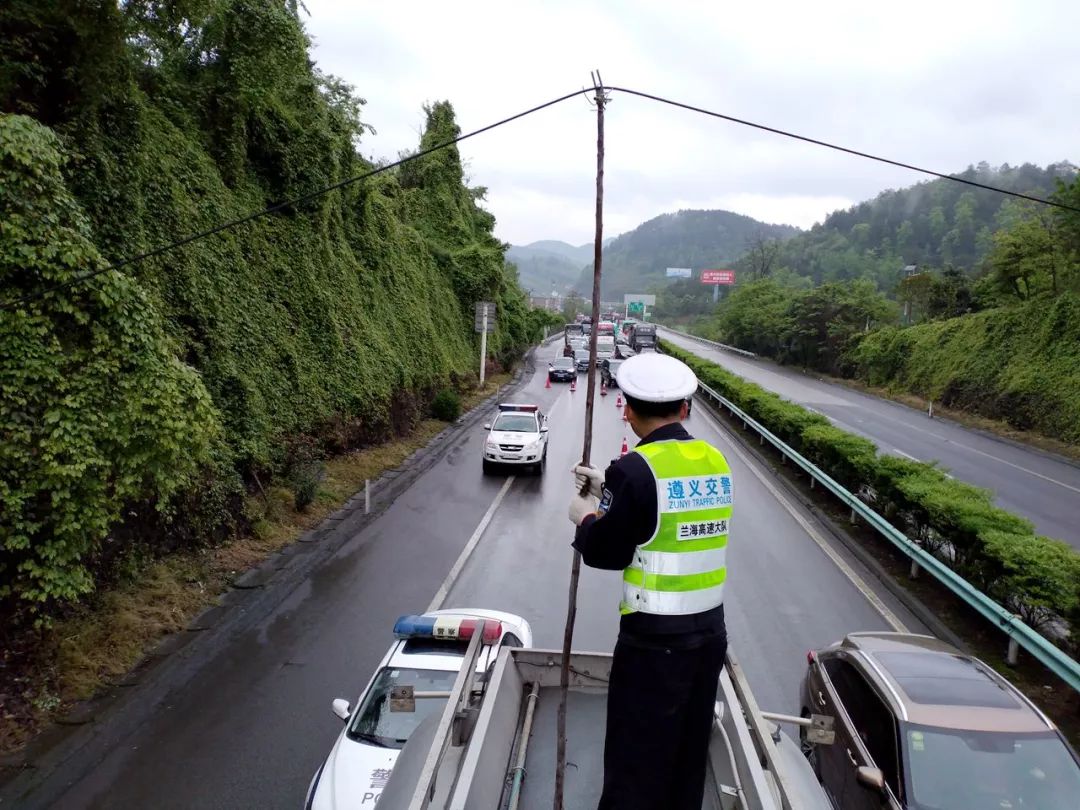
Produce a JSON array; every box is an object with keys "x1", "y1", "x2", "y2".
[
  {"x1": 765, "y1": 161, "x2": 1079, "y2": 288},
  {"x1": 507, "y1": 239, "x2": 611, "y2": 293},
  {"x1": 575, "y1": 209, "x2": 800, "y2": 297}
]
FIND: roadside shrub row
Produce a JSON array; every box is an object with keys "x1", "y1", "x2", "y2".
[{"x1": 662, "y1": 340, "x2": 1080, "y2": 654}]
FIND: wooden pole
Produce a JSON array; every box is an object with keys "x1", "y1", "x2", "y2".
[{"x1": 555, "y1": 72, "x2": 607, "y2": 810}]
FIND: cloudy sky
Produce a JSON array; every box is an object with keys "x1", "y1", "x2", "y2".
[{"x1": 303, "y1": 0, "x2": 1079, "y2": 245}]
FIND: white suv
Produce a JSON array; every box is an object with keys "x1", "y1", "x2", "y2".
[{"x1": 482, "y1": 404, "x2": 549, "y2": 475}]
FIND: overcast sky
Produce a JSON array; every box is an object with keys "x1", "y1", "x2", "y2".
[{"x1": 303, "y1": 1, "x2": 1079, "y2": 246}]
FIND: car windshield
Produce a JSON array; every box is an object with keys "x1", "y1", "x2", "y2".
[
  {"x1": 493, "y1": 414, "x2": 537, "y2": 432},
  {"x1": 902, "y1": 724, "x2": 1080, "y2": 810},
  {"x1": 552, "y1": 358, "x2": 574, "y2": 369},
  {"x1": 347, "y1": 667, "x2": 457, "y2": 749}
]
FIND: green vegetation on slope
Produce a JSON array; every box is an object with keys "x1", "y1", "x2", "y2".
[
  {"x1": 852, "y1": 294, "x2": 1080, "y2": 443},
  {"x1": 576, "y1": 209, "x2": 799, "y2": 298},
  {"x1": 0, "y1": 0, "x2": 543, "y2": 621},
  {"x1": 689, "y1": 171, "x2": 1080, "y2": 444}
]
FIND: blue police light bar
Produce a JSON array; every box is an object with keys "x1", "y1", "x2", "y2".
[
  {"x1": 498, "y1": 403, "x2": 538, "y2": 412},
  {"x1": 393, "y1": 614, "x2": 502, "y2": 642}
]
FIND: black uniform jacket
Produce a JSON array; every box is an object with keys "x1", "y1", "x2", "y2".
[{"x1": 573, "y1": 422, "x2": 726, "y2": 642}]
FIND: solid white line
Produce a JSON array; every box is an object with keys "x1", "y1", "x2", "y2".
[
  {"x1": 426, "y1": 475, "x2": 515, "y2": 612},
  {"x1": 696, "y1": 407, "x2": 908, "y2": 633},
  {"x1": 893, "y1": 449, "x2": 919, "y2": 462},
  {"x1": 673, "y1": 337, "x2": 1080, "y2": 494}
]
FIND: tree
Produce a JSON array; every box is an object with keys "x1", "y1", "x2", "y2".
[{"x1": 745, "y1": 232, "x2": 781, "y2": 279}]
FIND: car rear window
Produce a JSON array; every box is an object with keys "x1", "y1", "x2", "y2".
[{"x1": 876, "y1": 652, "x2": 1020, "y2": 709}]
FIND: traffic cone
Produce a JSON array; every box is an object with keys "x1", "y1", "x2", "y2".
[
  {"x1": 620, "y1": 436, "x2": 629, "y2": 456},
  {"x1": 615, "y1": 393, "x2": 622, "y2": 408},
  {"x1": 545, "y1": 375, "x2": 551, "y2": 389},
  {"x1": 600, "y1": 381, "x2": 608, "y2": 397},
  {"x1": 570, "y1": 376, "x2": 576, "y2": 392}
]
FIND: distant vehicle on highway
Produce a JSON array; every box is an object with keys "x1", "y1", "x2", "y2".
[
  {"x1": 574, "y1": 348, "x2": 591, "y2": 373},
  {"x1": 595, "y1": 334, "x2": 615, "y2": 361},
  {"x1": 629, "y1": 322, "x2": 657, "y2": 352},
  {"x1": 800, "y1": 631, "x2": 1080, "y2": 810},
  {"x1": 600, "y1": 358, "x2": 624, "y2": 389},
  {"x1": 305, "y1": 610, "x2": 532, "y2": 810},
  {"x1": 482, "y1": 403, "x2": 549, "y2": 475},
  {"x1": 564, "y1": 335, "x2": 586, "y2": 357},
  {"x1": 564, "y1": 322, "x2": 584, "y2": 339},
  {"x1": 548, "y1": 357, "x2": 576, "y2": 383}
]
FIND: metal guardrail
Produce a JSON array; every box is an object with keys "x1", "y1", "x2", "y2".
[
  {"x1": 659, "y1": 325, "x2": 758, "y2": 358},
  {"x1": 695, "y1": 381, "x2": 1080, "y2": 693}
]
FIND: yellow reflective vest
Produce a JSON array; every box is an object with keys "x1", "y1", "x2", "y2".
[{"x1": 620, "y1": 439, "x2": 733, "y2": 616}]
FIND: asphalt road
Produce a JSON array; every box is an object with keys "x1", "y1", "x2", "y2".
[
  {"x1": 39, "y1": 341, "x2": 926, "y2": 809},
  {"x1": 659, "y1": 327, "x2": 1080, "y2": 549}
]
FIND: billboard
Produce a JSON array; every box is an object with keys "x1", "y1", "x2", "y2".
[
  {"x1": 623, "y1": 294, "x2": 656, "y2": 305},
  {"x1": 701, "y1": 269, "x2": 735, "y2": 285},
  {"x1": 665, "y1": 267, "x2": 692, "y2": 278}
]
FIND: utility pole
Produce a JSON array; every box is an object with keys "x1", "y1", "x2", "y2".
[{"x1": 555, "y1": 71, "x2": 608, "y2": 810}]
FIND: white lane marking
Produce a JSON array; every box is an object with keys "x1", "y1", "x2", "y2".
[
  {"x1": 894, "y1": 449, "x2": 919, "y2": 462},
  {"x1": 427, "y1": 475, "x2": 516, "y2": 612},
  {"x1": 947, "y1": 442, "x2": 1080, "y2": 494},
  {"x1": 695, "y1": 406, "x2": 908, "y2": 632},
  {"x1": 673, "y1": 338, "x2": 1080, "y2": 494}
]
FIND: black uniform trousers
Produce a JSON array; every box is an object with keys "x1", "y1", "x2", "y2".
[{"x1": 598, "y1": 630, "x2": 728, "y2": 810}]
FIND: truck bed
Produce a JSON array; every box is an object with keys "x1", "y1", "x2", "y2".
[
  {"x1": 377, "y1": 646, "x2": 830, "y2": 810},
  {"x1": 515, "y1": 685, "x2": 724, "y2": 810}
]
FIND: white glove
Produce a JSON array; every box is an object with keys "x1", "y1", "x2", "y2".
[
  {"x1": 569, "y1": 493, "x2": 599, "y2": 526},
  {"x1": 572, "y1": 464, "x2": 604, "y2": 498}
]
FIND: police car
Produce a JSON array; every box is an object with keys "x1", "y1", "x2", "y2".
[
  {"x1": 304, "y1": 609, "x2": 532, "y2": 809},
  {"x1": 482, "y1": 403, "x2": 549, "y2": 475}
]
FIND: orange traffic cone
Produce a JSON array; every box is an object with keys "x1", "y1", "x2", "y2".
[
  {"x1": 570, "y1": 376, "x2": 576, "y2": 392},
  {"x1": 545, "y1": 375, "x2": 551, "y2": 389},
  {"x1": 615, "y1": 393, "x2": 622, "y2": 408},
  {"x1": 620, "y1": 436, "x2": 629, "y2": 456},
  {"x1": 600, "y1": 381, "x2": 608, "y2": 397}
]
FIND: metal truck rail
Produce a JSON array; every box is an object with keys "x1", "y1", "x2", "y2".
[{"x1": 375, "y1": 627, "x2": 832, "y2": 810}]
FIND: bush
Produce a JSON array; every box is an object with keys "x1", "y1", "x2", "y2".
[
  {"x1": 980, "y1": 531, "x2": 1080, "y2": 630},
  {"x1": 431, "y1": 389, "x2": 462, "y2": 422}
]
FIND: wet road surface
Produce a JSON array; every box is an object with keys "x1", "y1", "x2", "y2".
[{"x1": 42, "y1": 341, "x2": 927, "y2": 809}]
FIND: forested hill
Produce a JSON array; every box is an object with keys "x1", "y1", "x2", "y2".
[
  {"x1": 767, "y1": 162, "x2": 1078, "y2": 288},
  {"x1": 576, "y1": 210, "x2": 800, "y2": 298},
  {"x1": 0, "y1": 2, "x2": 547, "y2": 619},
  {"x1": 506, "y1": 240, "x2": 592, "y2": 293}
]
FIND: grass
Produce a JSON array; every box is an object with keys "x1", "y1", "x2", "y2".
[{"x1": 0, "y1": 372, "x2": 512, "y2": 755}]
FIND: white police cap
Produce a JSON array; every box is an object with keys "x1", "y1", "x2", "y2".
[{"x1": 615, "y1": 353, "x2": 697, "y2": 402}]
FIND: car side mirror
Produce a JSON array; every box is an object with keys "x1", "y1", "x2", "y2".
[
  {"x1": 483, "y1": 423, "x2": 491, "y2": 430},
  {"x1": 331, "y1": 698, "x2": 351, "y2": 722},
  {"x1": 855, "y1": 766, "x2": 885, "y2": 793},
  {"x1": 540, "y1": 426, "x2": 549, "y2": 433}
]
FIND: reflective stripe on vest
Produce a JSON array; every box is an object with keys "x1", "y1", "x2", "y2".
[{"x1": 620, "y1": 439, "x2": 733, "y2": 616}]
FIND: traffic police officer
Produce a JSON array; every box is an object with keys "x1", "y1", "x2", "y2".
[{"x1": 568, "y1": 352, "x2": 732, "y2": 810}]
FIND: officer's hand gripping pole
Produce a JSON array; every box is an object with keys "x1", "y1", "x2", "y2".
[{"x1": 554, "y1": 72, "x2": 607, "y2": 810}]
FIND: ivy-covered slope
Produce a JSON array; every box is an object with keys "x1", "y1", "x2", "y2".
[
  {"x1": 851, "y1": 294, "x2": 1080, "y2": 443},
  {"x1": 0, "y1": 0, "x2": 541, "y2": 618}
]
